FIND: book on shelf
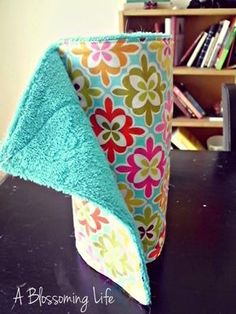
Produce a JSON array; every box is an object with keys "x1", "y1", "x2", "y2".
[
  {"x1": 179, "y1": 17, "x2": 236, "y2": 69},
  {"x1": 203, "y1": 36, "x2": 217, "y2": 67},
  {"x1": 164, "y1": 17, "x2": 185, "y2": 65},
  {"x1": 225, "y1": 37, "x2": 235, "y2": 67},
  {"x1": 207, "y1": 19, "x2": 231, "y2": 68},
  {"x1": 179, "y1": 82, "x2": 206, "y2": 117},
  {"x1": 209, "y1": 116, "x2": 223, "y2": 122},
  {"x1": 165, "y1": 18, "x2": 171, "y2": 35},
  {"x1": 171, "y1": 17, "x2": 185, "y2": 66},
  {"x1": 173, "y1": 94, "x2": 192, "y2": 118},
  {"x1": 226, "y1": 37, "x2": 236, "y2": 68},
  {"x1": 171, "y1": 128, "x2": 205, "y2": 151},
  {"x1": 173, "y1": 84, "x2": 205, "y2": 119},
  {"x1": 179, "y1": 32, "x2": 203, "y2": 66},
  {"x1": 195, "y1": 24, "x2": 219, "y2": 68},
  {"x1": 187, "y1": 32, "x2": 208, "y2": 67},
  {"x1": 215, "y1": 18, "x2": 236, "y2": 70},
  {"x1": 206, "y1": 23, "x2": 223, "y2": 67}
]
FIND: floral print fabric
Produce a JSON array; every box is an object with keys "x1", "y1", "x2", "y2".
[
  {"x1": 72, "y1": 197, "x2": 150, "y2": 305},
  {"x1": 59, "y1": 35, "x2": 173, "y2": 263}
]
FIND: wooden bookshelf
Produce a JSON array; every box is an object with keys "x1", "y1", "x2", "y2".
[
  {"x1": 121, "y1": 8, "x2": 236, "y2": 17},
  {"x1": 172, "y1": 117, "x2": 223, "y2": 128},
  {"x1": 119, "y1": 7, "x2": 236, "y2": 149},
  {"x1": 173, "y1": 67, "x2": 236, "y2": 76}
]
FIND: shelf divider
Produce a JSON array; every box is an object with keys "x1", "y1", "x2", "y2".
[
  {"x1": 172, "y1": 117, "x2": 223, "y2": 128},
  {"x1": 122, "y1": 8, "x2": 236, "y2": 17},
  {"x1": 174, "y1": 67, "x2": 236, "y2": 76}
]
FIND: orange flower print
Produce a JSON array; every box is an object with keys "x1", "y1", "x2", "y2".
[
  {"x1": 75, "y1": 200, "x2": 109, "y2": 236},
  {"x1": 147, "y1": 226, "x2": 166, "y2": 261},
  {"x1": 154, "y1": 163, "x2": 170, "y2": 214},
  {"x1": 71, "y1": 40, "x2": 139, "y2": 86}
]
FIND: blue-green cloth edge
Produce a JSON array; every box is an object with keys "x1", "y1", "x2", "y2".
[
  {"x1": 58, "y1": 32, "x2": 171, "y2": 43},
  {"x1": 0, "y1": 36, "x2": 152, "y2": 304}
]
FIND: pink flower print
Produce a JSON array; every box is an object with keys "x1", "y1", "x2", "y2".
[
  {"x1": 117, "y1": 137, "x2": 166, "y2": 199},
  {"x1": 72, "y1": 40, "x2": 139, "y2": 86},
  {"x1": 155, "y1": 91, "x2": 173, "y2": 148},
  {"x1": 88, "y1": 41, "x2": 119, "y2": 68},
  {"x1": 163, "y1": 38, "x2": 172, "y2": 57},
  {"x1": 76, "y1": 231, "x2": 85, "y2": 241},
  {"x1": 79, "y1": 207, "x2": 109, "y2": 236},
  {"x1": 91, "y1": 42, "x2": 112, "y2": 62},
  {"x1": 86, "y1": 245, "x2": 105, "y2": 273}
]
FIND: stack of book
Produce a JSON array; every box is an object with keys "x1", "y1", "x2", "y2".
[
  {"x1": 171, "y1": 128, "x2": 205, "y2": 150},
  {"x1": 173, "y1": 83, "x2": 206, "y2": 119},
  {"x1": 179, "y1": 17, "x2": 236, "y2": 69}
]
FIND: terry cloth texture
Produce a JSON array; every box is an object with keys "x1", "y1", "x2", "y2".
[{"x1": 0, "y1": 33, "x2": 173, "y2": 305}]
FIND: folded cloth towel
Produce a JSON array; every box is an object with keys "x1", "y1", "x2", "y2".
[{"x1": 0, "y1": 33, "x2": 173, "y2": 305}]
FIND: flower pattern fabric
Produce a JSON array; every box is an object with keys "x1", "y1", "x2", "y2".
[
  {"x1": 154, "y1": 163, "x2": 170, "y2": 214},
  {"x1": 74, "y1": 199, "x2": 109, "y2": 235},
  {"x1": 60, "y1": 35, "x2": 173, "y2": 264},
  {"x1": 70, "y1": 40, "x2": 139, "y2": 86},
  {"x1": 94, "y1": 230, "x2": 132, "y2": 277},
  {"x1": 72, "y1": 197, "x2": 149, "y2": 304},
  {"x1": 118, "y1": 182, "x2": 145, "y2": 213},
  {"x1": 147, "y1": 227, "x2": 166, "y2": 261},
  {"x1": 90, "y1": 97, "x2": 145, "y2": 163},
  {"x1": 66, "y1": 58, "x2": 102, "y2": 112},
  {"x1": 116, "y1": 136, "x2": 166, "y2": 199},
  {"x1": 134, "y1": 206, "x2": 163, "y2": 253},
  {"x1": 148, "y1": 38, "x2": 173, "y2": 78},
  {"x1": 113, "y1": 53, "x2": 166, "y2": 126},
  {"x1": 155, "y1": 91, "x2": 173, "y2": 150}
]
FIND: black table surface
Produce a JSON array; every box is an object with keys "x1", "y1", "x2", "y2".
[{"x1": 1, "y1": 151, "x2": 236, "y2": 314}]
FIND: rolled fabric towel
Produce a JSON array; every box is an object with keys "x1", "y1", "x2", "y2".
[{"x1": 0, "y1": 33, "x2": 173, "y2": 305}]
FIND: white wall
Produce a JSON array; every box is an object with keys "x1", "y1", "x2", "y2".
[{"x1": 0, "y1": 0, "x2": 124, "y2": 140}]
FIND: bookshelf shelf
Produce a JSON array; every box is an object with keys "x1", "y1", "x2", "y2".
[
  {"x1": 119, "y1": 7, "x2": 236, "y2": 150},
  {"x1": 174, "y1": 67, "x2": 236, "y2": 76},
  {"x1": 172, "y1": 117, "x2": 223, "y2": 128},
  {"x1": 122, "y1": 8, "x2": 236, "y2": 17}
]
